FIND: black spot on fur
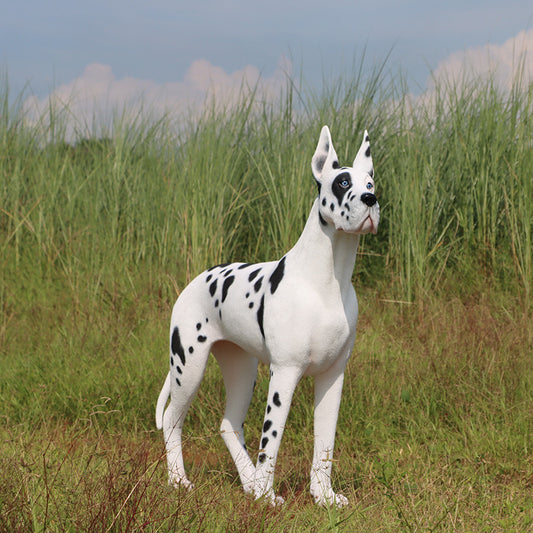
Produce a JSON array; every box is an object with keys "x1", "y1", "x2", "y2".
[
  {"x1": 245, "y1": 292, "x2": 250, "y2": 298},
  {"x1": 214, "y1": 299, "x2": 219, "y2": 308},
  {"x1": 269, "y1": 257, "x2": 285, "y2": 294},
  {"x1": 238, "y1": 263, "x2": 251, "y2": 269},
  {"x1": 248, "y1": 268, "x2": 261, "y2": 282},
  {"x1": 314, "y1": 155, "x2": 326, "y2": 173},
  {"x1": 369, "y1": 168, "x2": 374, "y2": 177},
  {"x1": 176, "y1": 366, "x2": 182, "y2": 374},
  {"x1": 263, "y1": 420, "x2": 272, "y2": 432},
  {"x1": 197, "y1": 335, "x2": 207, "y2": 343},
  {"x1": 332, "y1": 160, "x2": 339, "y2": 169},
  {"x1": 261, "y1": 437, "x2": 269, "y2": 448},
  {"x1": 171, "y1": 327, "x2": 186, "y2": 366},
  {"x1": 344, "y1": 202, "x2": 350, "y2": 210},
  {"x1": 365, "y1": 134, "x2": 370, "y2": 143},
  {"x1": 175, "y1": 377, "x2": 181, "y2": 386},
  {"x1": 341, "y1": 211, "x2": 345, "y2": 217},
  {"x1": 223, "y1": 269, "x2": 233, "y2": 277},
  {"x1": 209, "y1": 279, "x2": 217, "y2": 297},
  {"x1": 272, "y1": 430, "x2": 278, "y2": 438},
  {"x1": 365, "y1": 146, "x2": 371, "y2": 157},
  {"x1": 222, "y1": 275, "x2": 235, "y2": 302},
  {"x1": 267, "y1": 405, "x2": 271, "y2": 414},
  {"x1": 196, "y1": 323, "x2": 201, "y2": 330},
  {"x1": 258, "y1": 453, "x2": 266, "y2": 464},
  {"x1": 188, "y1": 346, "x2": 194, "y2": 354},
  {"x1": 315, "y1": 178, "x2": 321, "y2": 194},
  {"x1": 273, "y1": 392, "x2": 281, "y2": 407},
  {"x1": 170, "y1": 356, "x2": 174, "y2": 366},
  {"x1": 208, "y1": 263, "x2": 230, "y2": 272},
  {"x1": 249, "y1": 302, "x2": 254, "y2": 309},
  {"x1": 257, "y1": 295, "x2": 265, "y2": 339},
  {"x1": 254, "y1": 277, "x2": 263, "y2": 293},
  {"x1": 330, "y1": 203, "x2": 335, "y2": 211},
  {"x1": 319, "y1": 211, "x2": 328, "y2": 226},
  {"x1": 206, "y1": 274, "x2": 212, "y2": 282}
]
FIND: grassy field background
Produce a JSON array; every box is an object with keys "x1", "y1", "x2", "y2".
[{"x1": 1, "y1": 67, "x2": 532, "y2": 531}]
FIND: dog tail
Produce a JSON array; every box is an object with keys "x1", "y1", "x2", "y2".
[{"x1": 155, "y1": 372, "x2": 171, "y2": 430}]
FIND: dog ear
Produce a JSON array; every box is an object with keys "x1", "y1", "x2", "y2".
[
  {"x1": 312, "y1": 126, "x2": 339, "y2": 182},
  {"x1": 352, "y1": 130, "x2": 373, "y2": 178}
]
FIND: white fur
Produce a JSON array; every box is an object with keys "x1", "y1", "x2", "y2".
[{"x1": 156, "y1": 126, "x2": 380, "y2": 506}]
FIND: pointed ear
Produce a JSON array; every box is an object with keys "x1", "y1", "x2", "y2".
[
  {"x1": 352, "y1": 130, "x2": 374, "y2": 177},
  {"x1": 312, "y1": 126, "x2": 339, "y2": 181}
]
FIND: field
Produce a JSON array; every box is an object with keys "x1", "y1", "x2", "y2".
[{"x1": 1, "y1": 68, "x2": 532, "y2": 531}]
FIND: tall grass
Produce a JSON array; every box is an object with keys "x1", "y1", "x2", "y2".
[{"x1": 1, "y1": 65, "x2": 532, "y2": 530}]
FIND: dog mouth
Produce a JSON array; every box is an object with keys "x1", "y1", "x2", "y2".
[{"x1": 353, "y1": 214, "x2": 377, "y2": 235}]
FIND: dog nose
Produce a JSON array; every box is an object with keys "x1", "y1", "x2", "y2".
[{"x1": 360, "y1": 193, "x2": 377, "y2": 207}]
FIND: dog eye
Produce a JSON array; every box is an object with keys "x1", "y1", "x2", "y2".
[
  {"x1": 340, "y1": 179, "x2": 350, "y2": 188},
  {"x1": 366, "y1": 182, "x2": 373, "y2": 190}
]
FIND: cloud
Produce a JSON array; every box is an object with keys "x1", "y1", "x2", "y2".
[
  {"x1": 22, "y1": 58, "x2": 292, "y2": 140},
  {"x1": 428, "y1": 28, "x2": 533, "y2": 91}
]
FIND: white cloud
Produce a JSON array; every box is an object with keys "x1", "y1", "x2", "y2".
[
  {"x1": 428, "y1": 28, "x2": 533, "y2": 91},
  {"x1": 22, "y1": 58, "x2": 292, "y2": 140}
]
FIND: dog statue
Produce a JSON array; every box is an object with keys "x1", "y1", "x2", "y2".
[{"x1": 156, "y1": 126, "x2": 380, "y2": 506}]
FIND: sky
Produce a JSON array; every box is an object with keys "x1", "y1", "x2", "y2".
[{"x1": 2, "y1": 1, "x2": 533, "y2": 130}]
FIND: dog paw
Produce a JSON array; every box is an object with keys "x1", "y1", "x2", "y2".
[
  {"x1": 254, "y1": 489, "x2": 285, "y2": 507},
  {"x1": 312, "y1": 490, "x2": 349, "y2": 508},
  {"x1": 169, "y1": 475, "x2": 194, "y2": 491}
]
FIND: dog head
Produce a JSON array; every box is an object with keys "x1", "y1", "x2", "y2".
[{"x1": 312, "y1": 126, "x2": 380, "y2": 235}]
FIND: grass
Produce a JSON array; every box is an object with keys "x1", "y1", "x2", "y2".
[{"x1": 1, "y1": 64, "x2": 532, "y2": 531}]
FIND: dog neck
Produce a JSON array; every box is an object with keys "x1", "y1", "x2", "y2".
[{"x1": 287, "y1": 198, "x2": 360, "y2": 294}]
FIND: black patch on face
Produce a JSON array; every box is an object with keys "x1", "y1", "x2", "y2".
[
  {"x1": 273, "y1": 392, "x2": 281, "y2": 407},
  {"x1": 197, "y1": 335, "x2": 207, "y2": 343},
  {"x1": 263, "y1": 420, "x2": 272, "y2": 432},
  {"x1": 248, "y1": 268, "x2": 261, "y2": 282},
  {"x1": 221, "y1": 275, "x2": 235, "y2": 302},
  {"x1": 318, "y1": 211, "x2": 328, "y2": 226},
  {"x1": 269, "y1": 256, "x2": 285, "y2": 294},
  {"x1": 254, "y1": 277, "x2": 263, "y2": 293},
  {"x1": 258, "y1": 453, "x2": 266, "y2": 464},
  {"x1": 171, "y1": 327, "x2": 186, "y2": 366},
  {"x1": 332, "y1": 172, "x2": 352, "y2": 206},
  {"x1": 261, "y1": 437, "x2": 269, "y2": 448},
  {"x1": 257, "y1": 295, "x2": 265, "y2": 339},
  {"x1": 209, "y1": 279, "x2": 217, "y2": 297}
]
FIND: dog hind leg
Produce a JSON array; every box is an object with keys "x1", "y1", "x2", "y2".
[
  {"x1": 163, "y1": 322, "x2": 211, "y2": 489},
  {"x1": 213, "y1": 341, "x2": 258, "y2": 494}
]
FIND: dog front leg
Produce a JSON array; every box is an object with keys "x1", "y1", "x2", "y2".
[
  {"x1": 253, "y1": 366, "x2": 301, "y2": 506},
  {"x1": 310, "y1": 361, "x2": 349, "y2": 507}
]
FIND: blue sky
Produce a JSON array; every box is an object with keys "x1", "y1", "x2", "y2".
[
  {"x1": 3, "y1": 1, "x2": 533, "y2": 94},
  {"x1": 3, "y1": 1, "x2": 533, "y2": 129}
]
